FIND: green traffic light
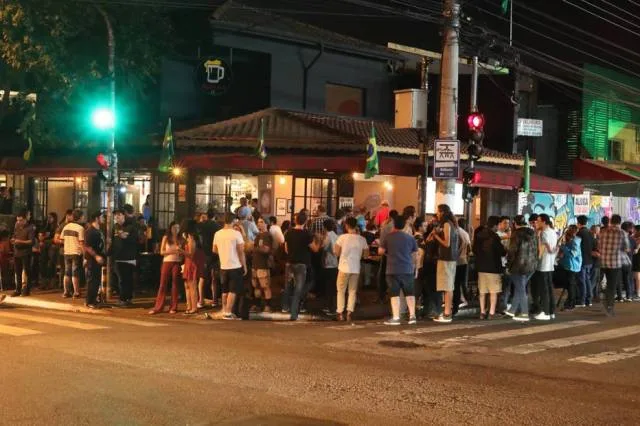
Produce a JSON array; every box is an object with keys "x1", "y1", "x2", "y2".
[{"x1": 92, "y1": 107, "x2": 115, "y2": 130}]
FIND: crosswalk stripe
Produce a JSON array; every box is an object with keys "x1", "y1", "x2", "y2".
[
  {"x1": 21, "y1": 310, "x2": 168, "y2": 328},
  {"x1": 0, "y1": 324, "x2": 42, "y2": 336},
  {"x1": 435, "y1": 320, "x2": 597, "y2": 348},
  {"x1": 503, "y1": 325, "x2": 640, "y2": 355},
  {"x1": 376, "y1": 322, "x2": 492, "y2": 337},
  {"x1": 569, "y1": 346, "x2": 640, "y2": 365},
  {"x1": 0, "y1": 312, "x2": 108, "y2": 331}
]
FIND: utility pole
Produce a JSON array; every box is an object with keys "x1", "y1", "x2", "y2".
[
  {"x1": 436, "y1": 0, "x2": 460, "y2": 207},
  {"x1": 419, "y1": 57, "x2": 432, "y2": 217},
  {"x1": 96, "y1": 6, "x2": 117, "y2": 303}
]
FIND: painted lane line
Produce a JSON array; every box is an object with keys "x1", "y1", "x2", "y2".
[
  {"x1": 436, "y1": 320, "x2": 597, "y2": 348},
  {"x1": 0, "y1": 312, "x2": 108, "y2": 331},
  {"x1": 376, "y1": 322, "x2": 495, "y2": 336},
  {"x1": 503, "y1": 325, "x2": 640, "y2": 355},
  {"x1": 20, "y1": 310, "x2": 169, "y2": 328},
  {"x1": 0, "y1": 324, "x2": 42, "y2": 337},
  {"x1": 569, "y1": 346, "x2": 640, "y2": 365}
]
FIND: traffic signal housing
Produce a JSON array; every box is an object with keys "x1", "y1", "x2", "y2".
[
  {"x1": 467, "y1": 112, "x2": 485, "y2": 144},
  {"x1": 96, "y1": 153, "x2": 111, "y2": 181},
  {"x1": 462, "y1": 166, "x2": 480, "y2": 202}
]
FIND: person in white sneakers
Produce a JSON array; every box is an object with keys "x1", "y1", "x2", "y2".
[
  {"x1": 334, "y1": 217, "x2": 369, "y2": 321},
  {"x1": 534, "y1": 214, "x2": 558, "y2": 321},
  {"x1": 213, "y1": 213, "x2": 247, "y2": 320}
]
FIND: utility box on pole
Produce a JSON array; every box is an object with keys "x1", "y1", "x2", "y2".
[{"x1": 394, "y1": 89, "x2": 428, "y2": 129}]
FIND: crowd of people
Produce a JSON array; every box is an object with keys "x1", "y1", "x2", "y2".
[{"x1": 1, "y1": 195, "x2": 639, "y2": 322}]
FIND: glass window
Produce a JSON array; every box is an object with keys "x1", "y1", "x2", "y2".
[
  {"x1": 195, "y1": 175, "x2": 228, "y2": 215},
  {"x1": 293, "y1": 177, "x2": 337, "y2": 217},
  {"x1": 74, "y1": 177, "x2": 89, "y2": 216},
  {"x1": 33, "y1": 178, "x2": 47, "y2": 222},
  {"x1": 325, "y1": 83, "x2": 365, "y2": 116},
  {"x1": 156, "y1": 179, "x2": 176, "y2": 230}
]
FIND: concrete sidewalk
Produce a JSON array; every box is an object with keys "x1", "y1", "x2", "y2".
[{"x1": 1, "y1": 288, "x2": 480, "y2": 321}]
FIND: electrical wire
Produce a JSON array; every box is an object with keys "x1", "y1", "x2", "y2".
[
  {"x1": 562, "y1": 0, "x2": 640, "y2": 39},
  {"x1": 573, "y1": 0, "x2": 640, "y2": 31},
  {"x1": 599, "y1": 0, "x2": 640, "y2": 22}
]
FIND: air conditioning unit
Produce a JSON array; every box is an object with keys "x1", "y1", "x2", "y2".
[{"x1": 394, "y1": 89, "x2": 427, "y2": 129}]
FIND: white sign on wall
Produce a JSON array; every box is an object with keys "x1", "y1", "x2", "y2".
[
  {"x1": 574, "y1": 193, "x2": 590, "y2": 216},
  {"x1": 517, "y1": 118, "x2": 543, "y2": 137}
]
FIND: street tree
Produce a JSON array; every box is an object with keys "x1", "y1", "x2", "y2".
[{"x1": 0, "y1": 0, "x2": 175, "y2": 151}]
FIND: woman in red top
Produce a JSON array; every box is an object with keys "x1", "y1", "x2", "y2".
[{"x1": 181, "y1": 220, "x2": 205, "y2": 315}]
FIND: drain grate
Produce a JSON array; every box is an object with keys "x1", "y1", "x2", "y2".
[{"x1": 378, "y1": 340, "x2": 425, "y2": 349}]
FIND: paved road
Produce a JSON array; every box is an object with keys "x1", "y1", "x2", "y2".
[{"x1": 1, "y1": 303, "x2": 640, "y2": 425}]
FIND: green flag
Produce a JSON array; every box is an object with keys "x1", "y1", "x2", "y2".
[
  {"x1": 522, "y1": 149, "x2": 530, "y2": 194},
  {"x1": 23, "y1": 137, "x2": 33, "y2": 163},
  {"x1": 158, "y1": 118, "x2": 175, "y2": 173},
  {"x1": 256, "y1": 118, "x2": 267, "y2": 161},
  {"x1": 364, "y1": 122, "x2": 379, "y2": 179},
  {"x1": 501, "y1": 0, "x2": 509, "y2": 14}
]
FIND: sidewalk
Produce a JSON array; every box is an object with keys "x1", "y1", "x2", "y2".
[{"x1": 1, "y1": 287, "x2": 480, "y2": 321}]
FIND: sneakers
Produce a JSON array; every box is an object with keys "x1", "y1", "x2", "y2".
[
  {"x1": 513, "y1": 314, "x2": 530, "y2": 322},
  {"x1": 408, "y1": 316, "x2": 417, "y2": 325},
  {"x1": 433, "y1": 314, "x2": 453, "y2": 323},
  {"x1": 534, "y1": 312, "x2": 551, "y2": 321},
  {"x1": 458, "y1": 302, "x2": 468, "y2": 309},
  {"x1": 384, "y1": 318, "x2": 402, "y2": 326},
  {"x1": 504, "y1": 310, "x2": 515, "y2": 318},
  {"x1": 222, "y1": 313, "x2": 238, "y2": 320},
  {"x1": 575, "y1": 304, "x2": 586, "y2": 308}
]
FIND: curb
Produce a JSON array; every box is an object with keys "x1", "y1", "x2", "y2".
[
  {"x1": 2, "y1": 295, "x2": 109, "y2": 315},
  {"x1": 203, "y1": 311, "x2": 324, "y2": 321}
]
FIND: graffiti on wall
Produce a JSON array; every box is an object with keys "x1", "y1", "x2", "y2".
[{"x1": 519, "y1": 192, "x2": 621, "y2": 228}]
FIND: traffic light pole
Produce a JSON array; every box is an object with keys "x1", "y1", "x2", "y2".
[
  {"x1": 436, "y1": 0, "x2": 460, "y2": 207},
  {"x1": 96, "y1": 6, "x2": 117, "y2": 303}
]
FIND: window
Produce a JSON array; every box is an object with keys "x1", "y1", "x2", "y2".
[
  {"x1": 609, "y1": 139, "x2": 623, "y2": 161},
  {"x1": 0, "y1": 174, "x2": 25, "y2": 214},
  {"x1": 293, "y1": 177, "x2": 337, "y2": 217},
  {"x1": 33, "y1": 178, "x2": 48, "y2": 222},
  {"x1": 195, "y1": 175, "x2": 229, "y2": 215},
  {"x1": 74, "y1": 177, "x2": 89, "y2": 215},
  {"x1": 325, "y1": 83, "x2": 365, "y2": 116},
  {"x1": 155, "y1": 179, "x2": 176, "y2": 231}
]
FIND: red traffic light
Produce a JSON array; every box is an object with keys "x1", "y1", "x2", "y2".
[
  {"x1": 467, "y1": 113, "x2": 484, "y2": 130},
  {"x1": 96, "y1": 153, "x2": 109, "y2": 170}
]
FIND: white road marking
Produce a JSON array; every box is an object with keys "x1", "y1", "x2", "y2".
[
  {"x1": 569, "y1": 346, "x2": 640, "y2": 365},
  {"x1": 0, "y1": 311, "x2": 108, "y2": 330},
  {"x1": 503, "y1": 325, "x2": 640, "y2": 355},
  {"x1": 328, "y1": 324, "x2": 367, "y2": 330},
  {"x1": 0, "y1": 324, "x2": 42, "y2": 336},
  {"x1": 21, "y1": 310, "x2": 169, "y2": 328},
  {"x1": 376, "y1": 322, "x2": 493, "y2": 336},
  {"x1": 436, "y1": 320, "x2": 597, "y2": 348}
]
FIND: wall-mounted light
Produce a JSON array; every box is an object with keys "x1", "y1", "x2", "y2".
[
  {"x1": 75, "y1": 177, "x2": 83, "y2": 184},
  {"x1": 172, "y1": 167, "x2": 182, "y2": 177},
  {"x1": 279, "y1": 176, "x2": 286, "y2": 185},
  {"x1": 119, "y1": 186, "x2": 127, "y2": 194},
  {"x1": 383, "y1": 181, "x2": 393, "y2": 191},
  {"x1": 204, "y1": 177, "x2": 211, "y2": 185}
]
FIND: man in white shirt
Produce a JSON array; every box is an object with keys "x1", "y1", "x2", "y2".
[
  {"x1": 534, "y1": 214, "x2": 558, "y2": 320},
  {"x1": 334, "y1": 217, "x2": 369, "y2": 321},
  {"x1": 61, "y1": 209, "x2": 85, "y2": 298},
  {"x1": 268, "y1": 216, "x2": 285, "y2": 250},
  {"x1": 213, "y1": 213, "x2": 247, "y2": 320}
]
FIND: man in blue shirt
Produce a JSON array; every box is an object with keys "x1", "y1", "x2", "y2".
[{"x1": 379, "y1": 215, "x2": 418, "y2": 325}]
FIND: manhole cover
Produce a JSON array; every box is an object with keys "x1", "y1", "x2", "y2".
[{"x1": 378, "y1": 340, "x2": 425, "y2": 349}]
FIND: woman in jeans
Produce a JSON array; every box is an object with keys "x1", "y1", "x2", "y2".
[
  {"x1": 149, "y1": 221, "x2": 183, "y2": 314},
  {"x1": 505, "y1": 215, "x2": 538, "y2": 321},
  {"x1": 559, "y1": 225, "x2": 582, "y2": 310}
]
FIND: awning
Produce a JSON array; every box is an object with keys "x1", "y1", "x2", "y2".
[
  {"x1": 573, "y1": 159, "x2": 638, "y2": 182},
  {"x1": 474, "y1": 166, "x2": 584, "y2": 194}
]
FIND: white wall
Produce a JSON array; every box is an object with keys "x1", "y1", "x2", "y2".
[{"x1": 47, "y1": 181, "x2": 74, "y2": 219}]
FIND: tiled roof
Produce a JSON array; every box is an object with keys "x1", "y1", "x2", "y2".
[
  {"x1": 212, "y1": 1, "x2": 401, "y2": 60},
  {"x1": 175, "y1": 108, "x2": 529, "y2": 165}
]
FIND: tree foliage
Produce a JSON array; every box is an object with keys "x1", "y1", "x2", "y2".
[{"x1": 0, "y1": 0, "x2": 175, "y2": 151}]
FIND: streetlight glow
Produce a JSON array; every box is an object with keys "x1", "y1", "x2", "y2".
[
  {"x1": 172, "y1": 167, "x2": 182, "y2": 177},
  {"x1": 92, "y1": 107, "x2": 115, "y2": 130}
]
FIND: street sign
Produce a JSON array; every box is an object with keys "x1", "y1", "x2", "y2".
[
  {"x1": 433, "y1": 139, "x2": 460, "y2": 179},
  {"x1": 517, "y1": 118, "x2": 543, "y2": 137}
]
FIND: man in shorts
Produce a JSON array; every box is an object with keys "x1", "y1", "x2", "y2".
[
  {"x1": 473, "y1": 216, "x2": 506, "y2": 319},
  {"x1": 379, "y1": 215, "x2": 418, "y2": 325},
  {"x1": 213, "y1": 213, "x2": 246, "y2": 320},
  {"x1": 61, "y1": 209, "x2": 85, "y2": 298},
  {"x1": 251, "y1": 217, "x2": 273, "y2": 312}
]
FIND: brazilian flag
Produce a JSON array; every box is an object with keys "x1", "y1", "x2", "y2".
[
  {"x1": 158, "y1": 118, "x2": 175, "y2": 173},
  {"x1": 501, "y1": 0, "x2": 509, "y2": 14},
  {"x1": 256, "y1": 118, "x2": 267, "y2": 161},
  {"x1": 23, "y1": 137, "x2": 33, "y2": 163},
  {"x1": 364, "y1": 122, "x2": 379, "y2": 179}
]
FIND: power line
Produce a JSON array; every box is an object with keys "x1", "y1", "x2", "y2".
[
  {"x1": 599, "y1": 0, "x2": 640, "y2": 22},
  {"x1": 562, "y1": 0, "x2": 640, "y2": 39},
  {"x1": 574, "y1": 0, "x2": 640, "y2": 31}
]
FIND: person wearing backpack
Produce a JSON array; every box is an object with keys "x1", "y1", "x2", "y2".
[{"x1": 505, "y1": 215, "x2": 538, "y2": 322}]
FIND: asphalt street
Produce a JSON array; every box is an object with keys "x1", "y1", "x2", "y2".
[{"x1": 1, "y1": 302, "x2": 640, "y2": 425}]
